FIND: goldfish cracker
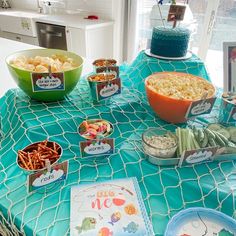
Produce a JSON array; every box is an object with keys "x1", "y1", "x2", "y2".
[
  {"x1": 62, "y1": 62, "x2": 73, "y2": 71},
  {"x1": 51, "y1": 60, "x2": 62, "y2": 73},
  {"x1": 41, "y1": 57, "x2": 54, "y2": 67},
  {"x1": 66, "y1": 57, "x2": 74, "y2": 64},
  {"x1": 35, "y1": 65, "x2": 48, "y2": 73},
  {"x1": 32, "y1": 56, "x2": 42, "y2": 66},
  {"x1": 12, "y1": 61, "x2": 25, "y2": 70},
  {"x1": 24, "y1": 64, "x2": 35, "y2": 71},
  {"x1": 17, "y1": 55, "x2": 27, "y2": 64}
]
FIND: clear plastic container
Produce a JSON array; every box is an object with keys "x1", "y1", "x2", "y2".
[{"x1": 142, "y1": 128, "x2": 178, "y2": 164}]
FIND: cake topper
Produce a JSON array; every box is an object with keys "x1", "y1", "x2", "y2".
[{"x1": 167, "y1": 2, "x2": 186, "y2": 28}]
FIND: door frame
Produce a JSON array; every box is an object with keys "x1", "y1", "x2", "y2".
[{"x1": 197, "y1": 0, "x2": 221, "y2": 60}]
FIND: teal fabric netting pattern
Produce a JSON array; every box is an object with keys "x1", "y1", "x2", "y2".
[{"x1": 0, "y1": 51, "x2": 235, "y2": 236}]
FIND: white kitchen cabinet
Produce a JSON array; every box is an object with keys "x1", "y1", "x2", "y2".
[
  {"x1": 0, "y1": 11, "x2": 40, "y2": 46},
  {"x1": 66, "y1": 24, "x2": 113, "y2": 59},
  {"x1": 0, "y1": 14, "x2": 38, "y2": 37},
  {"x1": 0, "y1": 31, "x2": 39, "y2": 46}
]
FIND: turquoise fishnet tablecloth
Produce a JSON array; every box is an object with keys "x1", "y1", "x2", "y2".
[{"x1": 0, "y1": 51, "x2": 236, "y2": 236}]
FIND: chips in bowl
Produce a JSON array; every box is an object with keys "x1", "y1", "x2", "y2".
[
  {"x1": 6, "y1": 49, "x2": 83, "y2": 101},
  {"x1": 10, "y1": 54, "x2": 78, "y2": 73}
]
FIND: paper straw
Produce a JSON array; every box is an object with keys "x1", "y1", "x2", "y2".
[{"x1": 157, "y1": 2, "x2": 166, "y2": 28}]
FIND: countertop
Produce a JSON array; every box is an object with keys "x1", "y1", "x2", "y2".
[
  {"x1": 34, "y1": 14, "x2": 113, "y2": 29},
  {"x1": 0, "y1": 9, "x2": 114, "y2": 30},
  {"x1": 0, "y1": 37, "x2": 92, "y2": 98},
  {"x1": 0, "y1": 9, "x2": 44, "y2": 18}
]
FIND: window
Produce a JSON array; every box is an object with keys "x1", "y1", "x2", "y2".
[{"x1": 136, "y1": 0, "x2": 236, "y2": 87}]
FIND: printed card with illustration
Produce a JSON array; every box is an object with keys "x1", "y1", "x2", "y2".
[
  {"x1": 80, "y1": 138, "x2": 114, "y2": 158},
  {"x1": 178, "y1": 147, "x2": 218, "y2": 167},
  {"x1": 70, "y1": 178, "x2": 154, "y2": 236},
  {"x1": 31, "y1": 72, "x2": 65, "y2": 92},
  {"x1": 185, "y1": 97, "x2": 216, "y2": 119},
  {"x1": 28, "y1": 161, "x2": 68, "y2": 193},
  {"x1": 96, "y1": 66, "x2": 120, "y2": 78},
  {"x1": 96, "y1": 78, "x2": 121, "y2": 101},
  {"x1": 167, "y1": 4, "x2": 186, "y2": 22}
]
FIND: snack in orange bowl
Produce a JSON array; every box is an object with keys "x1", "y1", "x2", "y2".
[{"x1": 145, "y1": 72, "x2": 215, "y2": 124}]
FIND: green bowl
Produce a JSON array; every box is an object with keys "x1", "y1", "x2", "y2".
[{"x1": 6, "y1": 49, "x2": 83, "y2": 102}]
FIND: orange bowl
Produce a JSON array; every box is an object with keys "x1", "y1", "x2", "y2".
[{"x1": 145, "y1": 72, "x2": 215, "y2": 124}]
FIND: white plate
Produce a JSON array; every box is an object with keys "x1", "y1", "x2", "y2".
[
  {"x1": 144, "y1": 49, "x2": 192, "y2": 60},
  {"x1": 165, "y1": 207, "x2": 236, "y2": 236}
]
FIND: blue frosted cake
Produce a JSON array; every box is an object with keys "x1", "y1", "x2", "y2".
[{"x1": 150, "y1": 27, "x2": 190, "y2": 58}]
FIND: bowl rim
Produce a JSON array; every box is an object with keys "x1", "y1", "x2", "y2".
[
  {"x1": 5, "y1": 48, "x2": 84, "y2": 73},
  {"x1": 17, "y1": 140, "x2": 63, "y2": 173},
  {"x1": 142, "y1": 127, "x2": 178, "y2": 150},
  {"x1": 145, "y1": 71, "x2": 216, "y2": 102},
  {"x1": 92, "y1": 58, "x2": 117, "y2": 67},
  {"x1": 78, "y1": 119, "x2": 114, "y2": 140},
  {"x1": 87, "y1": 72, "x2": 117, "y2": 83},
  {"x1": 221, "y1": 93, "x2": 236, "y2": 105}
]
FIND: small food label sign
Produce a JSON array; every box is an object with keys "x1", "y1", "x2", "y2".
[
  {"x1": 227, "y1": 106, "x2": 236, "y2": 123},
  {"x1": 80, "y1": 138, "x2": 114, "y2": 158},
  {"x1": 31, "y1": 72, "x2": 65, "y2": 92},
  {"x1": 28, "y1": 161, "x2": 68, "y2": 193},
  {"x1": 178, "y1": 147, "x2": 218, "y2": 167},
  {"x1": 96, "y1": 78, "x2": 121, "y2": 101},
  {"x1": 185, "y1": 97, "x2": 216, "y2": 119},
  {"x1": 96, "y1": 66, "x2": 119, "y2": 78},
  {"x1": 168, "y1": 4, "x2": 186, "y2": 23}
]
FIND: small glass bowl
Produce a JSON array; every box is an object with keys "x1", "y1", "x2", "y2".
[{"x1": 142, "y1": 128, "x2": 178, "y2": 164}]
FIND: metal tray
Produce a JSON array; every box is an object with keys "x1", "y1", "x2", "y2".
[{"x1": 145, "y1": 153, "x2": 236, "y2": 166}]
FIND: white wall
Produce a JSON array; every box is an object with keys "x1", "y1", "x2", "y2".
[
  {"x1": 10, "y1": 0, "x2": 113, "y2": 19},
  {"x1": 10, "y1": 0, "x2": 38, "y2": 10},
  {"x1": 112, "y1": 0, "x2": 124, "y2": 63},
  {"x1": 9, "y1": 0, "x2": 124, "y2": 62},
  {"x1": 65, "y1": 0, "x2": 113, "y2": 19}
]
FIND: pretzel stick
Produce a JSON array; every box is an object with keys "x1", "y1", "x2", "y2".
[
  {"x1": 28, "y1": 155, "x2": 33, "y2": 170},
  {"x1": 18, "y1": 153, "x2": 29, "y2": 170},
  {"x1": 18, "y1": 140, "x2": 61, "y2": 170},
  {"x1": 53, "y1": 142, "x2": 57, "y2": 151},
  {"x1": 38, "y1": 144, "x2": 58, "y2": 154}
]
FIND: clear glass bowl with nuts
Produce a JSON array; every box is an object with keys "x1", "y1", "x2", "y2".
[{"x1": 142, "y1": 128, "x2": 178, "y2": 164}]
